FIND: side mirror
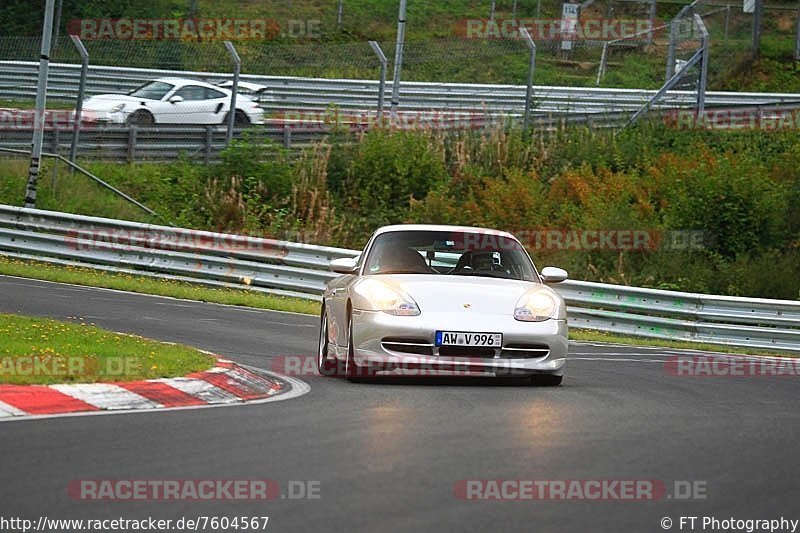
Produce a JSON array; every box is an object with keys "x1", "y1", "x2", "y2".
[
  {"x1": 540, "y1": 266, "x2": 568, "y2": 284},
  {"x1": 330, "y1": 257, "x2": 358, "y2": 275},
  {"x1": 169, "y1": 95, "x2": 184, "y2": 104}
]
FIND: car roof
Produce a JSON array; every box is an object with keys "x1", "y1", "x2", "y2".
[
  {"x1": 152, "y1": 77, "x2": 225, "y2": 90},
  {"x1": 374, "y1": 224, "x2": 518, "y2": 240}
]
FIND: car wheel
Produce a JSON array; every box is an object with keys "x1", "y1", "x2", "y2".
[
  {"x1": 126, "y1": 110, "x2": 154, "y2": 126},
  {"x1": 530, "y1": 374, "x2": 563, "y2": 387},
  {"x1": 317, "y1": 306, "x2": 336, "y2": 377},
  {"x1": 224, "y1": 110, "x2": 251, "y2": 127}
]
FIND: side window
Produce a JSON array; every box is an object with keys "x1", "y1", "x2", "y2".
[
  {"x1": 205, "y1": 88, "x2": 227, "y2": 100},
  {"x1": 173, "y1": 86, "x2": 206, "y2": 101}
]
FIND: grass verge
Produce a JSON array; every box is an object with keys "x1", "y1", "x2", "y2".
[
  {"x1": 0, "y1": 256, "x2": 320, "y2": 316},
  {"x1": 0, "y1": 313, "x2": 215, "y2": 385},
  {"x1": 0, "y1": 255, "x2": 792, "y2": 359}
]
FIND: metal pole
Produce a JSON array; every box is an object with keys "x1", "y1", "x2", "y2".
[
  {"x1": 647, "y1": 0, "x2": 657, "y2": 45},
  {"x1": 666, "y1": 18, "x2": 677, "y2": 81},
  {"x1": 224, "y1": 41, "x2": 241, "y2": 145},
  {"x1": 723, "y1": 4, "x2": 730, "y2": 42},
  {"x1": 337, "y1": 0, "x2": 344, "y2": 30},
  {"x1": 490, "y1": 1, "x2": 497, "y2": 21},
  {"x1": 752, "y1": 0, "x2": 763, "y2": 56},
  {"x1": 51, "y1": 0, "x2": 63, "y2": 54},
  {"x1": 369, "y1": 41, "x2": 388, "y2": 119},
  {"x1": 537, "y1": 0, "x2": 542, "y2": 18},
  {"x1": 512, "y1": 0, "x2": 518, "y2": 19},
  {"x1": 520, "y1": 27, "x2": 537, "y2": 131},
  {"x1": 695, "y1": 14, "x2": 709, "y2": 114},
  {"x1": 25, "y1": 0, "x2": 56, "y2": 209},
  {"x1": 795, "y1": 7, "x2": 800, "y2": 60},
  {"x1": 390, "y1": 0, "x2": 407, "y2": 112},
  {"x1": 597, "y1": 42, "x2": 609, "y2": 85},
  {"x1": 69, "y1": 35, "x2": 88, "y2": 165}
]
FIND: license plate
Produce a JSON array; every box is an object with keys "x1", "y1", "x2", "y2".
[{"x1": 435, "y1": 331, "x2": 502, "y2": 347}]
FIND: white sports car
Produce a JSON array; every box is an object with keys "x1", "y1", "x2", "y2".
[
  {"x1": 81, "y1": 77, "x2": 264, "y2": 126},
  {"x1": 318, "y1": 225, "x2": 569, "y2": 385}
]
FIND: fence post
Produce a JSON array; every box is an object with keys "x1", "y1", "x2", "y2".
[
  {"x1": 337, "y1": 0, "x2": 344, "y2": 30},
  {"x1": 723, "y1": 4, "x2": 730, "y2": 42},
  {"x1": 369, "y1": 41, "x2": 388, "y2": 119},
  {"x1": 752, "y1": 0, "x2": 763, "y2": 56},
  {"x1": 390, "y1": 0, "x2": 407, "y2": 112},
  {"x1": 51, "y1": 129, "x2": 59, "y2": 189},
  {"x1": 795, "y1": 8, "x2": 800, "y2": 60},
  {"x1": 647, "y1": 0, "x2": 657, "y2": 44},
  {"x1": 597, "y1": 42, "x2": 609, "y2": 86},
  {"x1": 490, "y1": 1, "x2": 496, "y2": 21},
  {"x1": 127, "y1": 126, "x2": 137, "y2": 163},
  {"x1": 696, "y1": 14, "x2": 709, "y2": 114},
  {"x1": 520, "y1": 27, "x2": 537, "y2": 131},
  {"x1": 666, "y1": 18, "x2": 677, "y2": 81},
  {"x1": 69, "y1": 35, "x2": 89, "y2": 166},
  {"x1": 224, "y1": 41, "x2": 241, "y2": 146},
  {"x1": 512, "y1": 0, "x2": 518, "y2": 19},
  {"x1": 24, "y1": 0, "x2": 56, "y2": 209}
]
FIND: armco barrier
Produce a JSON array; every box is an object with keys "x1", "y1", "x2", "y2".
[{"x1": 0, "y1": 204, "x2": 798, "y2": 353}]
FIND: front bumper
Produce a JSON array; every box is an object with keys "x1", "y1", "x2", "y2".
[{"x1": 350, "y1": 310, "x2": 568, "y2": 377}]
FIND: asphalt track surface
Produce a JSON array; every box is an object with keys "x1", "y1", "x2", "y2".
[{"x1": 0, "y1": 275, "x2": 798, "y2": 533}]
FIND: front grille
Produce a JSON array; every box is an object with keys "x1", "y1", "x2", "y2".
[{"x1": 438, "y1": 346, "x2": 497, "y2": 358}]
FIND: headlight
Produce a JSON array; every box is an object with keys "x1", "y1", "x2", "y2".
[
  {"x1": 354, "y1": 279, "x2": 420, "y2": 316},
  {"x1": 110, "y1": 103, "x2": 126, "y2": 113},
  {"x1": 514, "y1": 289, "x2": 557, "y2": 322}
]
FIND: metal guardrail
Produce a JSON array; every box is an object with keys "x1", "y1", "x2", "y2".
[
  {"x1": 2, "y1": 60, "x2": 800, "y2": 116},
  {"x1": 1, "y1": 205, "x2": 798, "y2": 353}
]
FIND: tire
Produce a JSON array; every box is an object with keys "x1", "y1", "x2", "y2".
[
  {"x1": 344, "y1": 312, "x2": 364, "y2": 381},
  {"x1": 317, "y1": 306, "x2": 336, "y2": 377},
  {"x1": 126, "y1": 110, "x2": 154, "y2": 126},
  {"x1": 530, "y1": 374, "x2": 564, "y2": 387},
  {"x1": 225, "y1": 110, "x2": 251, "y2": 127}
]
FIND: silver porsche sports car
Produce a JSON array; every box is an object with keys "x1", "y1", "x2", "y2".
[{"x1": 318, "y1": 225, "x2": 569, "y2": 385}]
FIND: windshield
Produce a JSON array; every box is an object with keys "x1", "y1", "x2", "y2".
[
  {"x1": 129, "y1": 81, "x2": 175, "y2": 100},
  {"x1": 364, "y1": 230, "x2": 537, "y2": 281}
]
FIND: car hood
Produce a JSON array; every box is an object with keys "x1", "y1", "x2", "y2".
[
  {"x1": 373, "y1": 274, "x2": 556, "y2": 315},
  {"x1": 83, "y1": 94, "x2": 153, "y2": 111}
]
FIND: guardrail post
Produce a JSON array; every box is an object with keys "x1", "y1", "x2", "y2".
[
  {"x1": 283, "y1": 124, "x2": 292, "y2": 150},
  {"x1": 368, "y1": 41, "x2": 388, "y2": 119},
  {"x1": 224, "y1": 41, "x2": 241, "y2": 146},
  {"x1": 127, "y1": 126, "x2": 137, "y2": 163},
  {"x1": 69, "y1": 35, "x2": 89, "y2": 167},
  {"x1": 204, "y1": 126, "x2": 213, "y2": 164},
  {"x1": 520, "y1": 27, "x2": 537, "y2": 131}
]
